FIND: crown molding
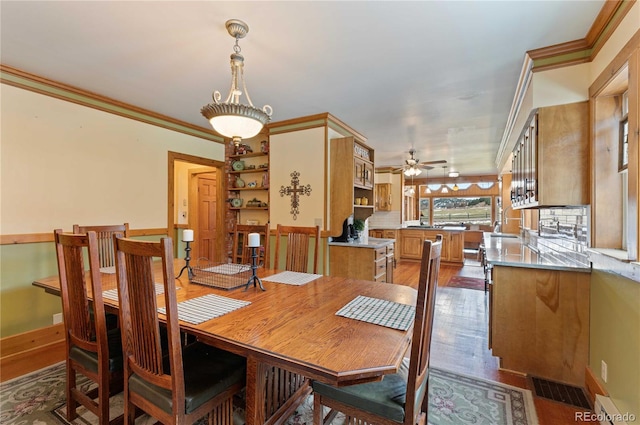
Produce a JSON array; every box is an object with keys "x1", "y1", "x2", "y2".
[
  {"x1": 495, "y1": 0, "x2": 634, "y2": 171},
  {"x1": 0, "y1": 64, "x2": 223, "y2": 143},
  {"x1": 528, "y1": 0, "x2": 633, "y2": 72}
]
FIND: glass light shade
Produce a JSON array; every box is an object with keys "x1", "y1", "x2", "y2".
[
  {"x1": 209, "y1": 115, "x2": 264, "y2": 140},
  {"x1": 441, "y1": 185, "x2": 449, "y2": 193},
  {"x1": 404, "y1": 167, "x2": 422, "y2": 177},
  {"x1": 452, "y1": 184, "x2": 459, "y2": 191}
]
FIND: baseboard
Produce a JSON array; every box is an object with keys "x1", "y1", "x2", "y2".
[
  {"x1": 0, "y1": 323, "x2": 65, "y2": 382},
  {"x1": 585, "y1": 365, "x2": 609, "y2": 406}
]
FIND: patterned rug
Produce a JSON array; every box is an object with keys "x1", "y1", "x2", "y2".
[
  {"x1": 446, "y1": 275, "x2": 486, "y2": 291},
  {"x1": 0, "y1": 362, "x2": 538, "y2": 425}
]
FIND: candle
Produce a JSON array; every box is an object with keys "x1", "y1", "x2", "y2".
[
  {"x1": 183, "y1": 229, "x2": 194, "y2": 242},
  {"x1": 248, "y1": 233, "x2": 260, "y2": 248}
]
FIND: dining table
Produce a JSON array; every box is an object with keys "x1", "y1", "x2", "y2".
[{"x1": 33, "y1": 262, "x2": 417, "y2": 425}]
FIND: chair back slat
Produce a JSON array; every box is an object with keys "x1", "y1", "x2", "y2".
[
  {"x1": 232, "y1": 223, "x2": 270, "y2": 266},
  {"x1": 114, "y1": 236, "x2": 182, "y2": 392},
  {"x1": 274, "y1": 224, "x2": 320, "y2": 273},
  {"x1": 73, "y1": 223, "x2": 129, "y2": 268},
  {"x1": 54, "y1": 230, "x2": 109, "y2": 362},
  {"x1": 405, "y1": 234, "x2": 442, "y2": 424}
]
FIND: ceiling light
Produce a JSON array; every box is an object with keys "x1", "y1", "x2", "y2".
[
  {"x1": 201, "y1": 19, "x2": 272, "y2": 145},
  {"x1": 452, "y1": 183, "x2": 459, "y2": 191},
  {"x1": 448, "y1": 171, "x2": 459, "y2": 178},
  {"x1": 404, "y1": 166, "x2": 422, "y2": 177}
]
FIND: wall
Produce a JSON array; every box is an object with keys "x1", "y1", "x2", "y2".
[
  {"x1": 269, "y1": 127, "x2": 326, "y2": 230},
  {"x1": 589, "y1": 269, "x2": 640, "y2": 421},
  {"x1": 0, "y1": 84, "x2": 224, "y2": 337}
]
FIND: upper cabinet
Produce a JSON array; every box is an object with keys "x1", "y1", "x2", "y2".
[
  {"x1": 375, "y1": 183, "x2": 392, "y2": 211},
  {"x1": 330, "y1": 137, "x2": 375, "y2": 235},
  {"x1": 511, "y1": 101, "x2": 589, "y2": 209}
]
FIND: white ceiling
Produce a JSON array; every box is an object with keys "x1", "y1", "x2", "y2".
[{"x1": 1, "y1": 1, "x2": 604, "y2": 176}]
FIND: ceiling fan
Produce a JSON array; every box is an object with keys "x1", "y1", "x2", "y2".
[{"x1": 393, "y1": 149, "x2": 447, "y2": 176}]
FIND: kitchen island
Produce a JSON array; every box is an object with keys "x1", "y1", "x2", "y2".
[
  {"x1": 484, "y1": 233, "x2": 591, "y2": 386},
  {"x1": 397, "y1": 226, "x2": 465, "y2": 264},
  {"x1": 329, "y1": 237, "x2": 395, "y2": 283}
]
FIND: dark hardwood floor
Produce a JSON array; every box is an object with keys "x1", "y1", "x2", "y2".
[{"x1": 393, "y1": 255, "x2": 590, "y2": 425}]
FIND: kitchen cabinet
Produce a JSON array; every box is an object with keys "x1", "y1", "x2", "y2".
[
  {"x1": 329, "y1": 137, "x2": 375, "y2": 235},
  {"x1": 398, "y1": 229, "x2": 464, "y2": 264},
  {"x1": 490, "y1": 265, "x2": 590, "y2": 386},
  {"x1": 375, "y1": 183, "x2": 392, "y2": 211},
  {"x1": 511, "y1": 101, "x2": 589, "y2": 208},
  {"x1": 329, "y1": 240, "x2": 394, "y2": 283}
]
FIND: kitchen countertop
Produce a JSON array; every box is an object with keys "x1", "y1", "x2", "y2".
[
  {"x1": 328, "y1": 237, "x2": 395, "y2": 249},
  {"x1": 483, "y1": 233, "x2": 591, "y2": 272}
]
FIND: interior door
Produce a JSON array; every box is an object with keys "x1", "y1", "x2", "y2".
[{"x1": 196, "y1": 173, "x2": 217, "y2": 261}]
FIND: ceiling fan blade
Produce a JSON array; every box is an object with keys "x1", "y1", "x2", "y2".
[{"x1": 418, "y1": 159, "x2": 447, "y2": 166}]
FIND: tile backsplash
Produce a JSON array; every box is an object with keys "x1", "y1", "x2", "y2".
[
  {"x1": 539, "y1": 207, "x2": 589, "y2": 245},
  {"x1": 525, "y1": 206, "x2": 590, "y2": 267}
]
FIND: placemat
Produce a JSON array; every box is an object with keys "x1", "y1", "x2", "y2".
[
  {"x1": 102, "y1": 283, "x2": 177, "y2": 302},
  {"x1": 158, "y1": 294, "x2": 250, "y2": 325},
  {"x1": 262, "y1": 271, "x2": 323, "y2": 286},
  {"x1": 336, "y1": 295, "x2": 414, "y2": 331},
  {"x1": 201, "y1": 263, "x2": 251, "y2": 275}
]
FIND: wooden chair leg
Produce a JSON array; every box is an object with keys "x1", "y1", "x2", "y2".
[{"x1": 66, "y1": 365, "x2": 78, "y2": 421}]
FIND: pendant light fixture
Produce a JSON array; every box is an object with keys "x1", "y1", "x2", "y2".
[
  {"x1": 441, "y1": 166, "x2": 449, "y2": 193},
  {"x1": 425, "y1": 169, "x2": 432, "y2": 194},
  {"x1": 201, "y1": 19, "x2": 272, "y2": 145}
]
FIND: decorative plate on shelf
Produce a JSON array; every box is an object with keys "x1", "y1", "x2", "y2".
[
  {"x1": 232, "y1": 160, "x2": 245, "y2": 171},
  {"x1": 231, "y1": 198, "x2": 243, "y2": 208}
]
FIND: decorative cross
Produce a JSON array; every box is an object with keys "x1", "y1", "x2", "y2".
[{"x1": 280, "y1": 171, "x2": 312, "y2": 220}]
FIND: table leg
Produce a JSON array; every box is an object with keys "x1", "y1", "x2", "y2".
[{"x1": 245, "y1": 356, "x2": 268, "y2": 425}]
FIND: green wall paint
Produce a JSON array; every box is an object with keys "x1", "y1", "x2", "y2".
[
  {"x1": 590, "y1": 270, "x2": 640, "y2": 422},
  {"x1": 0, "y1": 235, "x2": 165, "y2": 338},
  {"x1": 0, "y1": 242, "x2": 61, "y2": 337}
]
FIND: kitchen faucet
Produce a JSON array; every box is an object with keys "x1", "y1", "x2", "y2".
[{"x1": 502, "y1": 205, "x2": 523, "y2": 225}]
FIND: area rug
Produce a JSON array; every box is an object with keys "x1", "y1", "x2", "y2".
[
  {"x1": 446, "y1": 275, "x2": 486, "y2": 291},
  {"x1": 1, "y1": 362, "x2": 538, "y2": 425}
]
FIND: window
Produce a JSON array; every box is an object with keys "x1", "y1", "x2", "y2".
[
  {"x1": 419, "y1": 198, "x2": 430, "y2": 224},
  {"x1": 432, "y1": 197, "x2": 492, "y2": 226},
  {"x1": 619, "y1": 90, "x2": 629, "y2": 171}
]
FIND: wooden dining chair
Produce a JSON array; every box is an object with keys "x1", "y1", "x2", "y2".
[
  {"x1": 232, "y1": 223, "x2": 270, "y2": 266},
  {"x1": 113, "y1": 235, "x2": 246, "y2": 425},
  {"x1": 53, "y1": 229, "x2": 124, "y2": 425},
  {"x1": 273, "y1": 224, "x2": 321, "y2": 273},
  {"x1": 312, "y1": 234, "x2": 443, "y2": 425},
  {"x1": 73, "y1": 223, "x2": 130, "y2": 268}
]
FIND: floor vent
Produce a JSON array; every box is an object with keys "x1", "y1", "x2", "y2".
[{"x1": 530, "y1": 376, "x2": 591, "y2": 409}]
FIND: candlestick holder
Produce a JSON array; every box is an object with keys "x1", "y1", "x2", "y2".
[
  {"x1": 176, "y1": 241, "x2": 194, "y2": 280},
  {"x1": 244, "y1": 246, "x2": 265, "y2": 291}
]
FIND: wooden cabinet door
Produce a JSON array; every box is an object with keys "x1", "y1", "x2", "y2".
[
  {"x1": 363, "y1": 161, "x2": 374, "y2": 189},
  {"x1": 354, "y1": 158, "x2": 366, "y2": 187},
  {"x1": 399, "y1": 230, "x2": 423, "y2": 259},
  {"x1": 375, "y1": 183, "x2": 392, "y2": 211},
  {"x1": 448, "y1": 232, "x2": 464, "y2": 263}
]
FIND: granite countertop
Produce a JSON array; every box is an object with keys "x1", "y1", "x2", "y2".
[
  {"x1": 483, "y1": 233, "x2": 591, "y2": 272},
  {"x1": 329, "y1": 237, "x2": 395, "y2": 249}
]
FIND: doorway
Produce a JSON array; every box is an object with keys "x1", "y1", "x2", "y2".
[{"x1": 168, "y1": 151, "x2": 226, "y2": 262}]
